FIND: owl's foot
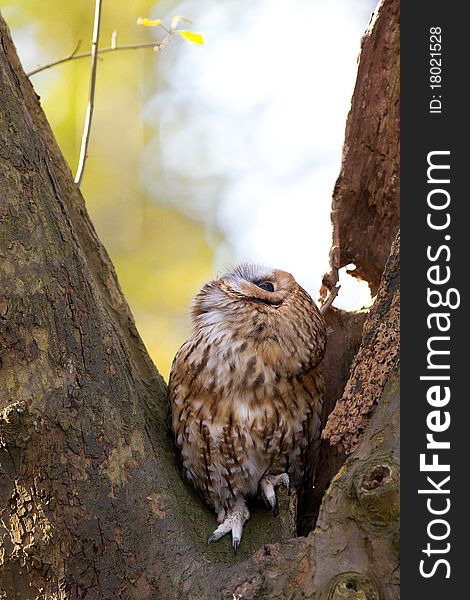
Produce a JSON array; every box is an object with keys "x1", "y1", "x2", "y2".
[
  {"x1": 207, "y1": 501, "x2": 250, "y2": 553},
  {"x1": 259, "y1": 473, "x2": 290, "y2": 515}
]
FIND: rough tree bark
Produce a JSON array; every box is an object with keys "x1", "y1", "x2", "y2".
[
  {"x1": 330, "y1": 0, "x2": 399, "y2": 294},
  {"x1": 0, "y1": 0, "x2": 399, "y2": 598}
]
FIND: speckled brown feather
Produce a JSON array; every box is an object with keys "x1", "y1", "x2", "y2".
[{"x1": 168, "y1": 264, "x2": 326, "y2": 531}]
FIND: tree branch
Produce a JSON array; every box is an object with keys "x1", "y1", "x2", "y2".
[
  {"x1": 74, "y1": 0, "x2": 103, "y2": 186},
  {"x1": 28, "y1": 18, "x2": 176, "y2": 188},
  {"x1": 320, "y1": 209, "x2": 341, "y2": 314},
  {"x1": 26, "y1": 41, "x2": 171, "y2": 77}
]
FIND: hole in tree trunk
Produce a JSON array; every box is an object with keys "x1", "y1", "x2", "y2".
[{"x1": 362, "y1": 465, "x2": 391, "y2": 491}]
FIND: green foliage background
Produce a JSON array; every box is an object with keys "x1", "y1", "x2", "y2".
[{"x1": 3, "y1": 0, "x2": 217, "y2": 379}]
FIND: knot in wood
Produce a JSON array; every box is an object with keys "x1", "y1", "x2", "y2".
[
  {"x1": 361, "y1": 465, "x2": 391, "y2": 491},
  {"x1": 352, "y1": 458, "x2": 399, "y2": 528}
]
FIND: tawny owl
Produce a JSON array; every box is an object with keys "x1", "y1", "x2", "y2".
[{"x1": 168, "y1": 264, "x2": 326, "y2": 550}]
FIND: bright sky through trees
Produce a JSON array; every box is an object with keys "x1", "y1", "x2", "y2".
[
  {"x1": 143, "y1": 0, "x2": 376, "y2": 308},
  {"x1": 5, "y1": 0, "x2": 376, "y2": 377}
]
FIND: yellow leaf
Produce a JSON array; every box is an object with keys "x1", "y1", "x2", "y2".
[
  {"x1": 171, "y1": 15, "x2": 192, "y2": 30},
  {"x1": 137, "y1": 17, "x2": 162, "y2": 27},
  {"x1": 178, "y1": 30, "x2": 205, "y2": 45}
]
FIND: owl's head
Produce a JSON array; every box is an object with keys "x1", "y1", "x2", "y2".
[{"x1": 191, "y1": 264, "x2": 317, "y2": 328}]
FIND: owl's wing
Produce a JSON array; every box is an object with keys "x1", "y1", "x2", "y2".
[
  {"x1": 168, "y1": 338, "x2": 225, "y2": 507},
  {"x1": 284, "y1": 366, "x2": 325, "y2": 491}
]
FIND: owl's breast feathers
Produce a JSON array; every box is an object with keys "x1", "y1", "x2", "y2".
[{"x1": 168, "y1": 310, "x2": 325, "y2": 510}]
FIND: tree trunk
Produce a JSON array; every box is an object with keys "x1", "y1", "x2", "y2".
[
  {"x1": 0, "y1": 0, "x2": 399, "y2": 598},
  {"x1": 330, "y1": 0, "x2": 399, "y2": 294}
]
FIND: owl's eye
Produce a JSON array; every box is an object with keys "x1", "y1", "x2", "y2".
[{"x1": 255, "y1": 281, "x2": 275, "y2": 293}]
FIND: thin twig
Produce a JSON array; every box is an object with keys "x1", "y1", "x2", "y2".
[
  {"x1": 69, "y1": 39, "x2": 83, "y2": 61},
  {"x1": 26, "y1": 41, "x2": 167, "y2": 77},
  {"x1": 26, "y1": 38, "x2": 166, "y2": 77},
  {"x1": 319, "y1": 208, "x2": 341, "y2": 314},
  {"x1": 26, "y1": 39, "x2": 83, "y2": 77},
  {"x1": 320, "y1": 284, "x2": 340, "y2": 314},
  {"x1": 28, "y1": 22, "x2": 176, "y2": 188},
  {"x1": 111, "y1": 30, "x2": 118, "y2": 50},
  {"x1": 74, "y1": 0, "x2": 103, "y2": 186}
]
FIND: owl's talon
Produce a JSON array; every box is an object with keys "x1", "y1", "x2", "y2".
[
  {"x1": 208, "y1": 502, "x2": 249, "y2": 550},
  {"x1": 260, "y1": 473, "x2": 290, "y2": 512},
  {"x1": 232, "y1": 537, "x2": 240, "y2": 554},
  {"x1": 207, "y1": 532, "x2": 221, "y2": 544},
  {"x1": 279, "y1": 473, "x2": 290, "y2": 494},
  {"x1": 267, "y1": 492, "x2": 277, "y2": 511}
]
